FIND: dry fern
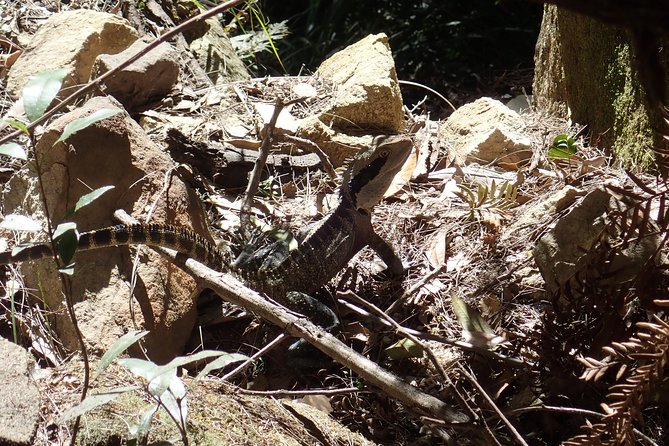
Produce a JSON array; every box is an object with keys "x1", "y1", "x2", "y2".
[{"x1": 564, "y1": 315, "x2": 669, "y2": 445}]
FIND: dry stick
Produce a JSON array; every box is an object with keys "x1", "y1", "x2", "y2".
[
  {"x1": 458, "y1": 366, "x2": 529, "y2": 446},
  {"x1": 113, "y1": 209, "x2": 469, "y2": 424},
  {"x1": 239, "y1": 97, "x2": 306, "y2": 238},
  {"x1": 239, "y1": 97, "x2": 284, "y2": 238},
  {"x1": 340, "y1": 292, "x2": 526, "y2": 367},
  {"x1": 280, "y1": 134, "x2": 337, "y2": 180},
  {"x1": 0, "y1": 0, "x2": 247, "y2": 147},
  {"x1": 340, "y1": 290, "x2": 475, "y2": 421},
  {"x1": 239, "y1": 387, "x2": 364, "y2": 398},
  {"x1": 221, "y1": 333, "x2": 286, "y2": 381}
]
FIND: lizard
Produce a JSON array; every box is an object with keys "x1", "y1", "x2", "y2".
[{"x1": 0, "y1": 134, "x2": 414, "y2": 349}]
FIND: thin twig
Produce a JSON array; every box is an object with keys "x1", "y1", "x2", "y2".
[
  {"x1": 240, "y1": 97, "x2": 283, "y2": 238},
  {"x1": 31, "y1": 134, "x2": 89, "y2": 445},
  {"x1": 398, "y1": 79, "x2": 457, "y2": 112},
  {"x1": 459, "y1": 366, "x2": 529, "y2": 446},
  {"x1": 239, "y1": 387, "x2": 365, "y2": 398},
  {"x1": 222, "y1": 333, "x2": 286, "y2": 381}
]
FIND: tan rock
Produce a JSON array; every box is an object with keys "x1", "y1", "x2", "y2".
[
  {"x1": 188, "y1": 17, "x2": 250, "y2": 83},
  {"x1": 92, "y1": 39, "x2": 180, "y2": 111},
  {"x1": 533, "y1": 187, "x2": 662, "y2": 295},
  {"x1": 7, "y1": 10, "x2": 138, "y2": 97},
  {"x1": 296, "y1": 116, "x2": 363, "y2": 167},
  {"x1": 3, "y1": 96, "x2": 209, "y2": 363},
  {"x1": 315, "y1": 33, "x2": 404, "y2": 133},
  {"x1": 440, "y1": 97, "x2": 532, "y2": 166},
  {"x1": 0, "y1": 339, "x2": 40, "y2": 445}
]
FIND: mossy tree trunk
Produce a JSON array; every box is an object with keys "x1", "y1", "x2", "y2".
[{"x1": 533, "y1": 5, "x2": 669, "y2": 169}]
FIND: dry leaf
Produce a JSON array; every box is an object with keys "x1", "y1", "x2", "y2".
[
  {"x1": 385, "y1": 338, "x2": 424, "y2": 360},
  {"x1": 0, "y1": 50, "x2": 20, "y2": 68},
  {"x1": 579, "y1": 155, "x2": 606, "y2": 175},
  {"x1": 253, "y1": 102, "x2": 298, "y2": 134},
  {"x1": 292, "y1": 82, "x2": 317, "y2": 99},
  {"x1": 451, "y1": 293, "x2": 504, "y2": 349},
  {"x1": 344, "y1": 321, "x2": 370, "y2": 343},
  {"x1": 427, "y1": 229, "x2": 450, "y2": 268},
  {"x1": 446, "y1": 251, "x2": 468, "y2": 272}
]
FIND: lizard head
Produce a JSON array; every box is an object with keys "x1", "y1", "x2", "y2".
[{"x1": 343, "y1": 135, "x2": 413, "y2": 211}]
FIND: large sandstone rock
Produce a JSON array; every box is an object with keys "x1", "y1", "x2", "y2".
[
  {"x1": 0, "y1": 338, "x2": 40, "y2": 445},
  {"x1": 7, "y1": 10, "x2": 138, "y2": 97},
  {"x1": 297, "y1": 33, "x2": 405, "y2": 166},
  {"x1": 440, "y1": 97, "x2": 532, "y2": 166},
  {"x1": 92, "y1": 39, "x2": 180, "y2": 111},
  {"x1": 315, "y1": 33, "x2": 403, "y2": 132},
  {"x1": 3, "y1": 96, "x2": 209, "y2": 363},
  {"x1": 188, "y1": 17, "x2": 250, "y2": 83},
  {"x1": 533, "y1": 187, "x2": 661, "y2": 295}
]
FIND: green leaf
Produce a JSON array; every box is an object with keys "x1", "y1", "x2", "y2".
[
  {"x1": 58, "y1": 265, "x2": 74, "y2": 276},
  {"x1": 195, "y1": 352, "x2": 249, "y2": 380},
  {"x1": 118, "y1": 358, "x2": 161, "y2": 381},
  {"x1": 57, "y1": 386, "x2": 138, "y2": 423},
  {"x1": 55, "y1": 108, "x2": 122, "y2": 145},
  {"x1": 53, "y1": 222, "x2": 77, "y2": 240},
  {"x1": 384, "y1": 338, "x2": 423, "y2": 360},
  {"x1": 120, "y1": 350, "x2": 226, "y2": 384},
  {"x1": 66, "y1": 185, "x2": 115, "y2": 217},
  {"x1": 53, "y1": 223, "x2": 79, "y2": 265},
  {"x1": 23, "y1": 68, "x2": 68, "y2": 123},
  {"x1": 95, "y1": 330, "x2": 150, "y2": 379},
  {"x1": 158, "y1": 350, "x2": 227, "y2": 374},
  {"x1": 147, "y1": 369, "x2": 174, "y2": 398},
  {"x1": 2, "y1": 118, "x2": 29, "y2": 134},
  {"x1": 159, "y1": 375, "x2": 187, "y2": 426},
  {"x1": 129, "y1": 405, "x2": 158, "y2": 440},
  {"x1": 548, "y1": 133, "x2": 578, "y2": 159},
  {"x1": 0, "y1": 142, "x2": 27, "y2": 160}
]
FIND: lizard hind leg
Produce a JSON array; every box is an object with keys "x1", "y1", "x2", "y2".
[{"x1": 284, "y1": 290, "x2": 340, "y2": 370}]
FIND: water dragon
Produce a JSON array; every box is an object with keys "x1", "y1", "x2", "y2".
[{"x1": 0, "y1": 135, "x2": 413, "y2": 346}]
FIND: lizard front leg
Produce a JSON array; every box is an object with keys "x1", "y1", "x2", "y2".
[{"x1": 368, "y1": 231, "x2": 405, "y2": 277}]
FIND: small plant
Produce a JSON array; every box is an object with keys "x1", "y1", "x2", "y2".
[
  {"x1": 454, "y1": 180, "x2": 518, "y2": 221},
  {"x1": 1, "y1": 68, "x2": 121, "y2": 274},
  {"x1": 58, "y1": 330, "x2": 248, "y2": 445},
  {"x1": 0, "y1": 67, "x2": 124, "y2": 443},
  {"x1": 547, "y1": 133, "x2": 578, "y2": 159},
  {"x1": 227, "y1": 3, "x2": 289, "y2": 71},
  {"x1": 256, "y1": 174, "x2": 282, "y2": 197}
]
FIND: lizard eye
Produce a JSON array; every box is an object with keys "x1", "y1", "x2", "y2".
[{"x1": 379, "y1": 149, "x2": 390, "y2": 158}]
